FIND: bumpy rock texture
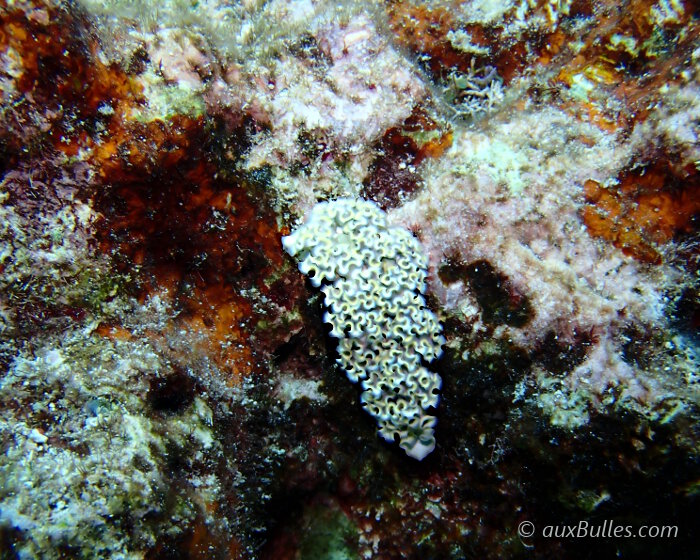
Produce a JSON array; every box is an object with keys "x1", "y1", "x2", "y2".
[{"x1": 282, "y1": 198, "x2": 444, "y2": 459}]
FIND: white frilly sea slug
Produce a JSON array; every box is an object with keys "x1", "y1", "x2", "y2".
[{"x1": 282, "y1": 198, "x2": 444, "y2": 460}]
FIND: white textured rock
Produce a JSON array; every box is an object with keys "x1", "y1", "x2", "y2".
[{"x1": 283, "y1": 198, "x2": 444, "y2": 460}]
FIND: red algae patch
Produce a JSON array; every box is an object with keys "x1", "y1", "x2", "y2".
[
  {"x1": 92, "y1": 133, "x2": 289, "y2": 384},
  {"x1": 583, "y1": 161, "x2": 700, "y2": 264},
  {"x1": 0, "y1": 4, "x2": 144, "y2": 162},
  {"x1": 0, "y1": 4, "x2": 298, "y2": 385},
  {"x1": 1, "y1": 0, "x2": 308, "y2": 389},
  {"x1": 362, "y1": 108, "x2": 453, "y2": 210}
]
